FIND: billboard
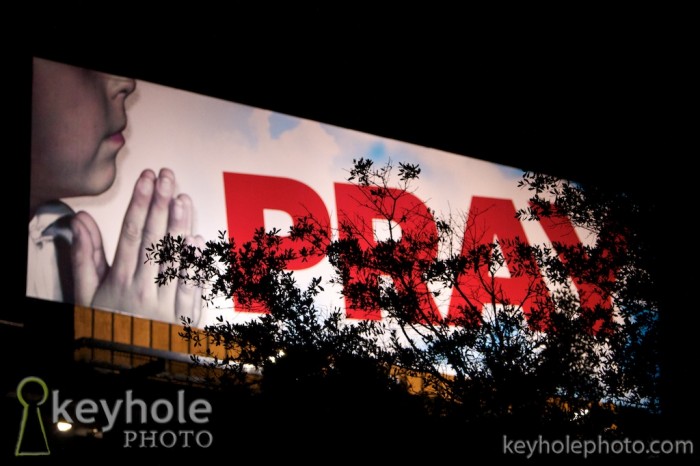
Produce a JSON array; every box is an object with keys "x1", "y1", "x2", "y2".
[{"x1": 27, "y1": 57, "x2": 589, "y2": 327}]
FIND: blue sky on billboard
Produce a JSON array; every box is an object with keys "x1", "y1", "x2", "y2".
[
  {"x1": 269, "y1": 113, "x2": 301, "y2": 139},
  {"x1": 368, "y1": 142, "x2": 386, "y2": 161},
  {"x1": 498, "y1": 165, "x2": 527, "y2": 182}
]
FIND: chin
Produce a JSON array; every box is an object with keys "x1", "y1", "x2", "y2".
[{"x1": 84, "y1": 163, "x2": 118, "y2": 196}]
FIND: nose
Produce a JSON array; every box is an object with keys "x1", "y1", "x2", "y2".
[{"x1": 106, "y1": 74, "x2": 137, "y2": 100}]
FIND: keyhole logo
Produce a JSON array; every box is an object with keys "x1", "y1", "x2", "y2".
[{"x1": 15, "y1": 376, "x2": 50, "y2": 456}]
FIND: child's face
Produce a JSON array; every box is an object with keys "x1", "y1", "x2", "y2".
[{"x1": 30, "y1": 57, "x2": 136, "y2": 206}]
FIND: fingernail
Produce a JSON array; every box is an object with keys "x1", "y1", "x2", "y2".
[
  {"x1": 172, "y1": 199, "x2": 183, "y2": 220},
  {"x1": 158, "y1": 175, "x2": 174, "y2": 196},
  {"x1": 137, "y1": 175, "x2": 154, "y2": 195}
]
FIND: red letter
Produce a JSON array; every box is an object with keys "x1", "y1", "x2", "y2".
[
  {"x1": 223, "y1": 173, "x2": 330, "y2": 270},
  {"x1": 335, "y1": 183, "x2": 441, "y2": 321},
  {"x1": 447, "y1": 197, "x2": 552, "y2": 328},
  {"x1": 223, "y1": 173, "x2": 331, "y2": 313},
  {"x1": 537, "y1": 204, "x2": 613, "y2": 332}
]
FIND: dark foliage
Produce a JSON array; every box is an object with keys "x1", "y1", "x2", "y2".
[{"x1": 146, "y1": 159, "x2": 660, "y2": 443}]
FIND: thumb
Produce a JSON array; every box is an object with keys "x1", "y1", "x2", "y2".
[{"x1": 71, "y1": 213, "x2": 106, "y2": 307}]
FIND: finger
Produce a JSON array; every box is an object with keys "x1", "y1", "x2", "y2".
[
  {"x1": 167, "y1": 193, "x2": 193, "y2": 239},
  {"x1": 174, "y1": 235, "x2": 206, "y2": 327},
  {"x1": 71, "y1": 215, "x2": 103, "y2": 306},
  {"x1": 134, "y1": 168, "x2": 177, "y2": 284},
  {"x1": 112, "y1": 169, "x2": 156, "y2": 280},
  {"x1": 158, "y1": 194, "x2": 195, "y2": 307}
]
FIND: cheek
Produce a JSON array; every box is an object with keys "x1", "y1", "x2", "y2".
[
  {"x1": 33, "y1": 114, "x2": 104, "y2": 166},
  {"x1": 30, "y1": 87, "x2": 114, "y2": 197},
  {"x1": 32, "y1": 147, "x2": 118, "y2": 198},
  {"x1": 31, "y1": 133, "x2": 117, "y2": 199}
]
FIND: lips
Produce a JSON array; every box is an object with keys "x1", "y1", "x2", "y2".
[
  {"x1": 107, "y1": 131, "x2": 126, "y2": 145},
  {"x1": 105, "y1": 125, "x2": 126, "y2": 147}
]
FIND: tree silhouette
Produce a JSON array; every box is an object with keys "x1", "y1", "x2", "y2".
[{"x1": 146, "y1": 159, "x2": 659, "y2": 441}]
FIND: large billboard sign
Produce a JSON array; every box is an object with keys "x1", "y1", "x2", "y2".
[{"x1": 27, "y1": 57, "x2": 589, "y2": 327}]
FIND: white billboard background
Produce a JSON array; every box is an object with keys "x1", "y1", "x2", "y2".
[{"x1": 58, "y1": 77, "x2": 580, "y2": 327}]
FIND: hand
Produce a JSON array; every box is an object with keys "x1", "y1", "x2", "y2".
[{"x1": 71, "y1": 168, "x2": 205, "y2": 325}]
